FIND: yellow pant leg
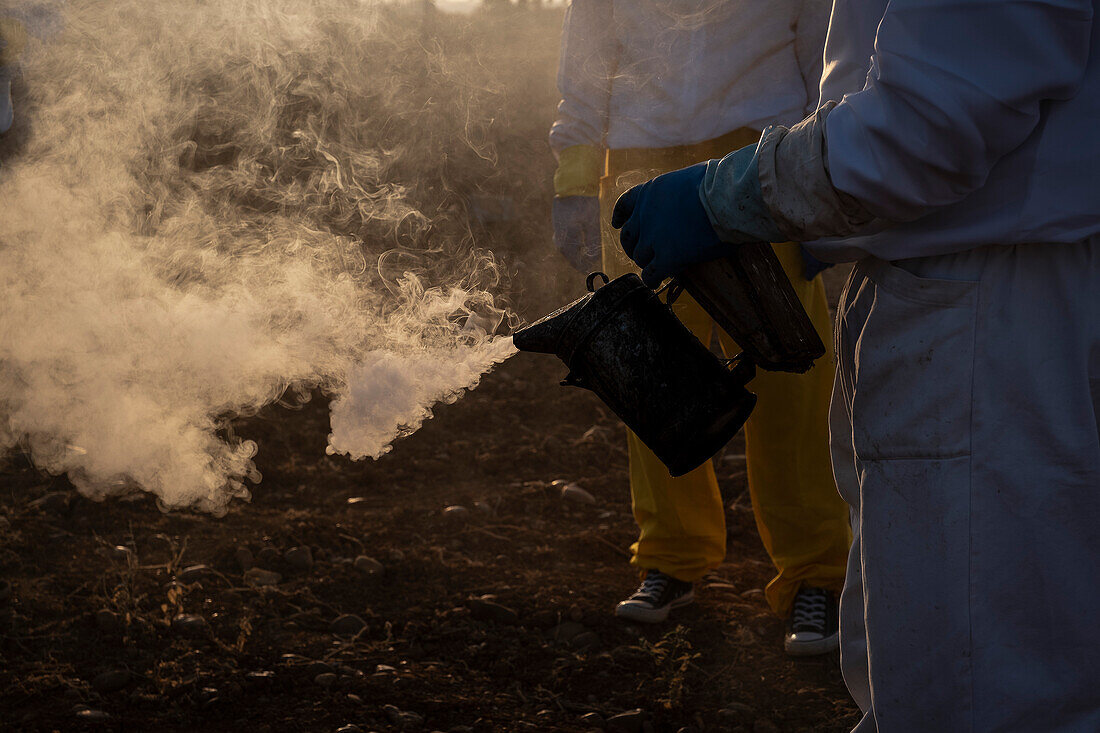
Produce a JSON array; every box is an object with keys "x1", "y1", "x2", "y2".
[
  {"x1": 715, "y1": 243, "x2": 851, "y2": 617},
  {"x1": 623, "y1": 294, "x2": 728, "y2": 583},
  {"x1": 599, "y1": 169, "x2": 725, "y2": 584}
]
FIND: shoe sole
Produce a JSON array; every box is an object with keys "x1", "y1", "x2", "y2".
[
  {"x1": 784, "y1": 631, "x2": 839, "y2": 657},
  {"x1": 614, "y1": 591, "x2": 695, "y2": 624}
]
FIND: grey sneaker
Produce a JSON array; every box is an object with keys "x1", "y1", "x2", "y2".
[
  {"x1": 615, "y1": 569, "x2": 694, "y2": 624},
  {"x1": 784, "y1": 586, "x2": 839, "y2": 656}
]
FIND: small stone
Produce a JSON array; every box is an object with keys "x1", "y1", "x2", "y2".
[
  {"x1": 547, "y1": 621, "x2": 587, "y2": 644},
  {"x1": 330, "y1": 614, "x2": 367, "y2": 636},
  {"x1": 353, "y1": 556, "x2": 384, "y2": 575},
  {"x1": 305, "y1": 661, "x2": 335, "y2": 677},
  {"x1": 383, "y1": 703, "x2": 424, "y2": 728},
  {"x1": 717, "y1": 704, "x2": 754, "y2": 727},
  {"x1": 244, "y1": 670, "x2": 275, "y2": 685},
  {"x1": 314, "y1": 672, "x2": 338, "y2": 687},
  {"x1": 74, "y1": 708, "x2": 110, "y2": 722},
  {"x1": 257, "y1": 547, "x2": 280, "y2": 565},
  {"x1": 388, "y1": 549, "x2": 406, "y2": 562},
  {"x1": 30, "y1": 491, "x2": 70, "y2": 515},
  {"x1": 171, "y1": 613, "x2": 207, "y2": 636},
  {"x1": 580, "y1": 712, "x2": 604, "y2": 727},
  {"x1": 244, "y1": 568, "x2": 282, "y2": 587},
  {"x1": 468, "y1": 598, "x2": 518, "y2": 625},
  {"x1": 178, "y1": 564, "x2": 209, "y2": 582},
  {"x1": 473, "y1": 501, "x2": 493, "y2": 515},
  {"x1": 606, "y1": 709, "x2": 646, "y2": 733},
  {"x1": 346, "y1": 496, "x2": 368, "y2": 505},
  {"x1": 375, "y1": 664, "x2": 397, "y2": 674},
  {"x1": 335, "y1": 726, "x2": 363, "y2": 733},
  {"x1": 559, "y1": 483, "x2": 596, "y2": 505},
  {"x1": 108, "y1": 545, "x2": 133, "y2": 561},
  {"x1": 284, "y1": 546, "x2": 314, "y2": 572},
  {"x1": 235, "y1": 546, "x2": 254, "y2": 571},
  {"x1": 90, "y1": 669, "x2": 130, "y2": 693},
  {"x1": 570, "y1": 631, "x2": 601, "y2": 651},
  {"x1": 676, "y1": 728, "x2": 699, "y2": 733},
  {"x1": 443, "y1": 505, "x2": 469, "y2": 520}
]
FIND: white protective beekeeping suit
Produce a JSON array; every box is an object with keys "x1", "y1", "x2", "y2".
[{"x1": 700, "y1": 0, "x2": 1100, "y2": 729}]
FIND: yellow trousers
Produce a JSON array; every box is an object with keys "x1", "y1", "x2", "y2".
[{"x1": 599, "y1": 130, "x2": 850, "y2": 617}]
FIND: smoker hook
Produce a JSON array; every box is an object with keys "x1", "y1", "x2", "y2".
[{"x1": 586, "y1": 271, "x2": 610, "y2": 292}]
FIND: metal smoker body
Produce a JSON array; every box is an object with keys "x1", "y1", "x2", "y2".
[{"x1": 514, "y1": 244, "x2": 825, "y2": 476}]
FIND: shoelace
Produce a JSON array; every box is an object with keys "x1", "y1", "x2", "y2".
[
  {"x1": 790, "y1": 588, "x2": 828, "y2": 629},
  {"x1": 632, "y1": 572, "x2": 669, "y2": 602}
]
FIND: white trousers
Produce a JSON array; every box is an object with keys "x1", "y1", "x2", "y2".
[{"x1": 831, "y1": 242, "x2": 1100, "y2": 732}]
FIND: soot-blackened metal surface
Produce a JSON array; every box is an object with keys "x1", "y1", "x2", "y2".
[{"x1": 513, "y1": 273, "x2": 756, "y2": 476}]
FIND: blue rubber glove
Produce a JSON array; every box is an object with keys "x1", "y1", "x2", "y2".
[
  {"x1": 610, "y1": 163, "x2": 727, "y2": 288},
  {"x1": 552, "y1": 196, "x2": 602, "y2": 273}
]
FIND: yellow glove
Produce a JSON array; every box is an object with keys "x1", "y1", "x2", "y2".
[
  {"x1": 0, "y1": 18, "x2": 27, "y2": 67},
  {"x1": 553, "y1": 145, "x2": 602, "y2": 198}
]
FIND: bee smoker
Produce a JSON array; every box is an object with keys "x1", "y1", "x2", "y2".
[{"x1": 513, "y1": 243, "x2": 825, "y2": 476}]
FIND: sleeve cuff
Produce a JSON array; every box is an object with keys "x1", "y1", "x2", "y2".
[
  {"x1": 553, "y1": 144, "x2": 603, "y2": 198},
  {"x1": 757, "y1": 103, "x2": 876, "y2": 241}
]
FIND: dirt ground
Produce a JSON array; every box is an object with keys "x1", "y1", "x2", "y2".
[
  {"x1": 0, "y1": 316, "x2": 860, "y2": 732},
  {"x1": 0, "y1": 5, "x2": 860, "y2": 731}
]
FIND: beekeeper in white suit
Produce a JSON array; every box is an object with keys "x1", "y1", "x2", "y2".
[{"x1": 609, "y1": 0, "x2": 1100, "y2": 728}]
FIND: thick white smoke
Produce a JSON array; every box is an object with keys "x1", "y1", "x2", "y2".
[{"x1": 0, "y1": 0, "x2": 516, "y2": 515}]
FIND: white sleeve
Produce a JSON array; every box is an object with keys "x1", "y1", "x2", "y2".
[
  {"x1": 794, "y1": 0, "x2": 829, "y2": 114},
  {"x1": 824, "y1": 0, "x2": 1093, "y2": 222},
  {"x1": 548, "y1": 0, "x2": 617, "y2": 156}
]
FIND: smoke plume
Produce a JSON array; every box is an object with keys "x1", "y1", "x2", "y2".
[{"x1": 0, "y1": 0, "x2": 518, "y2": 515}]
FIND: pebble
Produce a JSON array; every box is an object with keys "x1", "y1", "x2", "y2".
[
  {"x1": 383, "y1": 703, "x2": 424, "y2": 728},
  {"x1": 305, "y1": 660, "x2": 335, "y2": 677},
  {"x1": 91, "y1": 669, "x2": 130, "y2": 693},
  {"x1": 178, "y1": 564, "x2": 209, "y2": 583},
  {"x1": 559, "y1": 483, "x2": 596, "y2": 505},
  {"x1": 314, "y1": 672, "x2": 338, "y2": 687},
  {"x1": 235, "y1": 546, "x2": 254, "y2": 571},
  {"x1": 353, "y1": 556, "x2": 384, "y2": 575},
  {"x1": 468, "y1": 597, "x2": 518, "y2": 625},
  {"x1": 244, "y1": 671, "x2": 276, "y2": 686},
  {"x1": 717, "y1": 703, "x2": 754, "y2": 727},
  {"x1": 570, "y1": 631, "x2": 601, "y2": 651},
  {"x1": 388, "y1": 549, "x2": 406, "y2": 563},
  {"x1": 74, "y1": 708, "x2": 110, "y2": 722},
  {"x1": 473, "y1": 501, "x2": 493, "y2": 515},
  {"x1": 443, "y1": 505, "x2": 469, "y2": 520},
  {"x1": 606, "y1": 709, "x2": 646, "y2": 733},
  {"x1": 257, "y1": 547, "x2": 280, "y2": 565},
  {"x1": 171, "y1": 614, "x2": 207, "y2": 636},
  {"x1": 579, "y1": 712, "x2": 604, "y2": 727},
  {"x1": 244, "y1": 568, "x2": 282, "y2": 587},
  {"x1": 284, "y1": 546, "x2": 314, "y2": 572},
  {"x1": 29, "y1": 491, "x2": 70, "y2": 515},
  {"x1": 108, "y1": 545, "x2": 133, "y2": 562},
  {"x1": 330, "y1": 614, "x2": 367, "y2": 636},
  {"x1": 547, "y1": 621, "x2": 587, "y2": 644},
  {"x1": 335, "y1": 726, "x2": 363, "y2": 733}
]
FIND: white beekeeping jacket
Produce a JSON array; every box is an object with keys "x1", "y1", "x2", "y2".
[
  {"x1": 812, "y1": 0, "x2": 1100, "y2": 260},
  {"x1": 549, "y1": 0, "x2": 829, "y2": 154}
]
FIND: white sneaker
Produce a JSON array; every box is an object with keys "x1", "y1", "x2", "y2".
[
  {"x1": 615, "y1": 570, "x2": 694, "y2": 624},
  {"x1": 784, "y1": 586, "x2": 839, "y2": 656}
]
